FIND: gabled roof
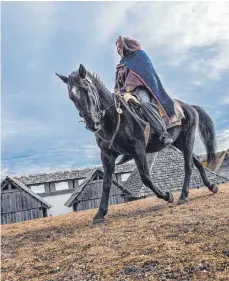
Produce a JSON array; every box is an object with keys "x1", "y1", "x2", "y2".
[
  {"x1": 124, "y1": 147, "x2": 229, "y2": 198},
  {"x1": 13, "y1": 161, "x2": 136, "y2": 186},
  {"x1": 199, "y1": 148, "x2": 229, "y2": 171},
  {"x1": 1, "y1": 176, "x2": 52, "y2": 208},
  {"x1": 65, "y1": 168, "x2": 133, "y2": 207},
  {"x1": 215, "y1": 150, "x2": 229, "y2": 172}
]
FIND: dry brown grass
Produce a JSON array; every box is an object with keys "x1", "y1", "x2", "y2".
[{"x1": 2, "y1": 184, "x2": 229, "y2": 281}]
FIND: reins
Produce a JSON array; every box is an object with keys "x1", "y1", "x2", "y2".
[
  {"x1": 84, "y1": 75, "x2": 149, "y2": 150},
  {"x1": 95, "y1": 92, "x2": 122, "y2": 149},
  {"x1": 95, "y1": 92, "x2": 150, "y2": 150}
]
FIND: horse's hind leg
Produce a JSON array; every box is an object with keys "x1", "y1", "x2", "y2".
[
  {"x1": 173, "y1": 129, "x2": 196, "y2": 204},
  {"x1": 133, "y1": 140, "x2": 174, "y2": 203},
  {"x1": 192, "y1": 154, "x2": 218, "y2": 193},
  {"x1": 178, "y1": 142, "x2": 194, "y2": 204}
]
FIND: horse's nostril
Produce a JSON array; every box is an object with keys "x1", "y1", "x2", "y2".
[{"x1": 94, "y1": 122, "x2": 101, "y2": 131}]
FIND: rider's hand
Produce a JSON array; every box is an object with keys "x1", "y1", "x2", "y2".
[{"x1": 123, "y1": 92, "x2": 140, "y2": 105}]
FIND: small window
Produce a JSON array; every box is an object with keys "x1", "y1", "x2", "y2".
[
  {"x1": 121, "y1": 173, "x2": 131, "y2": 182},
  {"x1": 55, "y1": 181, "x2": 69, "y2": 191},
  {"x1": 78, "y1": 179, "x2": 85, "y2": 185},
  {"x1": 30, "y1": 184, "x2": 45, "y2": 193}
]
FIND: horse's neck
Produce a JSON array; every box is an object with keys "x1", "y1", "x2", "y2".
[
  {"x1": 90, "y1": 74, "x2": 118, "y2": 133},
  {"x1": 91, "y1": 76, "x2": 114, "y2": 111},
  {"x1": 92, "y1": 79, "x2": 118, "y2": 131},
  {"x1": 98, "y1": 88, "x2": 113, "y2": 110},
  {"x1": 98, "y1": 88, "x2": 116, "y2": 125}
]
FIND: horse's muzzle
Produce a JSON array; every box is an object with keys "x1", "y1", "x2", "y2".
[{"x1": 86, "y1": 122, "x2": 102, "y2": 133}]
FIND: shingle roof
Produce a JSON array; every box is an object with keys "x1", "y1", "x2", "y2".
[
  {"x1": 13, "y1": 161, "x2": 136, "y2": 186},
  {"x1": 124, "y1": 146, "x2": 229, "y2": 198},
  {"x1": 65, "y1": 168, "x2": 133, "y2": 207},
  {"x1": 1, "y1": 177, "x2": 52, "y2": 208}
]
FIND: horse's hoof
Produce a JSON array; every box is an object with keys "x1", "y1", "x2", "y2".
[
  {"x1": 210, "y1": 184, "x2": 218, "y2": 194},
  {"x1": 177, "y1": 197, "x2": 189, "y2": 205},
  {"x1": 91, "y1": 217, "x2": 104, "y2": 225},
  {"x1": 165, "y1": 191, "x2": 174, "y2": 203}
]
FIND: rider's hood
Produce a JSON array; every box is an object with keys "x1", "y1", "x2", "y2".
[{"x1": 116, "y1": 36, "x2": 142, "y2": 57}]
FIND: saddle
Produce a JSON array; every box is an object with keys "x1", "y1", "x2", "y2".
[{"x1": 123, "y1": 91, "x2": 185, "y2": 129}]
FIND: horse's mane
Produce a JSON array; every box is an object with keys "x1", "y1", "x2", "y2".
[{"x1": 87, "y1": 71, "x2": 112, "y2": 96}]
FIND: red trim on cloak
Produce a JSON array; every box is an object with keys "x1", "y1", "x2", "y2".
[{"x1": 129, "y1": 69, "x2": 171, "y2": 122}]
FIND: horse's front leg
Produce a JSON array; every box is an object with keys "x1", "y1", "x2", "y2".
[{"x1": 92, "y1": 149, "x2": 117, "y2": 225}]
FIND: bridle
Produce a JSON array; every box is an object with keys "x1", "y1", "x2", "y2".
[
  {"x1": 78, "y1": 76, "x2": 112, "y2": 125},
  {"x1": 80, "y1": 76, "x2": 123, "y2": 150},
  {"x1": 85, "y1": 77, "x2": 104, "y2": 121},
  {"x1": 81, "y1": 75, "x2": 149, "y2": 151}
]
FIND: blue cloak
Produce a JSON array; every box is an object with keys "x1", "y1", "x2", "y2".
[{"x1": 120, "y1": 49, "x2": 175, "y2": 118}]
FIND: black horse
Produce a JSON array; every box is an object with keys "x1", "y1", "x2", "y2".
[{"x1": 56, "y1": 64, "x2": 218, "y2": 224}]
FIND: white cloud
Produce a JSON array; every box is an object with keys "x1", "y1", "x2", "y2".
[
  {"x1": 216, "y1": 128, "x2": 229, "y2": 151},
  {"x1": 1, "y1": 118, "x2": 48, "y2": 141},
  {"x1": 192, "y1": 80, "x2": 202, "y2": 86},
  {"x1": 219, "y1": 96, "x2": 229, "y2": 105},
  {"x1": 96, "y1": 2, "x2": 229, "y2": 80},
  {"x1": 1, "y1": 162, "x2": 78, "y2": 178},
  {"x1": 1, "y1": 168, "x2": 9, "y2": 180},
  {"x1": 135, "y1": 2, "x2": 229, "y2": 65},
  {"x1": 95, "y1": 2, "x2": 137, "y2": 44},
  {"x1": 22, "y1": 2, "x2": 57, "y2": 47},
  {"x1": 2, "y1": 2, "x2": 229, "y2": 177},
  {"x1": 11, "y1": 2, "x2": 58, "y2": 75},
  {"x1": 82, "y1": 144, "x2": 100, "y2": 159},
  {"x1": 194, "y1": 127, "x2": 229, "y2": 155}
]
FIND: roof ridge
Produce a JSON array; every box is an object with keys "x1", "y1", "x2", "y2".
[
  {"x1": 204, "y1": 166, "x2": 229, "y2": 181},
  {"x1": 2, "y1": 177, "x2": 52, "y2": 208},
  {"x1": 123, "y1": 147, "x2": 229, "y2": 198},
  {"x1": 65, "y1": 168, "x2": 133, "y2": 207},
  {"x1": 10, "y1": 161, "x2": 136, "y2": 185}
]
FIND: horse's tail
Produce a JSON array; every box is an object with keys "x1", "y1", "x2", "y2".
[{"x1": 192, "y1": 105, "x2": 217, "y2": 165}]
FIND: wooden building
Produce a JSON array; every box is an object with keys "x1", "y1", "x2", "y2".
[
  {"x1": 12, "y1": 162, "x2": 135, "y2": 216},
  {"x1": 199, "y1": 148, "x2": 229, "y2": 179},
  {"x1": 65, "y1": 169, "x2": 135, "y2": 211},
  {"x1": 2, "y1": 147, "x2": 228, "y2": 223},
  {"x1": 1, "y1": 176, "x2": 52, "y2": 225},
  {"x1": 123, "y1": 147, "x2": 229, "y2": 198}
]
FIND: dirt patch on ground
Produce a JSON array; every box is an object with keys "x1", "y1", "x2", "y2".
[{"x1": 2, "y1": 184, "x2": 229, "y2": 281}]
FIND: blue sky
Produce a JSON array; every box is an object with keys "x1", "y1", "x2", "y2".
[{"x1": 1, "y1": 1, "x2": 229, "y2": 177}]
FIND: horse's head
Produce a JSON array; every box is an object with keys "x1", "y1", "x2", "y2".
[{"x1": 56, "y1": 64, "x2": 102, "y2": 132}]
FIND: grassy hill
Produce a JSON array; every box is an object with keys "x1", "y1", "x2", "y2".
[{"x1": 2, "y1": 184, "x2": 229, "y2": 281}]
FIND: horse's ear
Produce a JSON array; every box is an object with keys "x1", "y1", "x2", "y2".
[
  {"x1": 79, "y1": 64, "x2": 87, "y2": 78},
  {"x1": 55, "y1": 73, "x2": 68, "y2": 84}
]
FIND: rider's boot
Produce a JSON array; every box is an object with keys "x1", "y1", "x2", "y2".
[{"x1": 140, "y1": 102, "x2": 173, "y2": 146}]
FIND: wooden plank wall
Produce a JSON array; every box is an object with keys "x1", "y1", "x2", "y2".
[
  {"x1": 74, "y1": 181, "x2": 126, "y2": 211},
  {"x1": 1, "y1": 209, "x2": 43, "y2": 225},
  {"x1": 1, "y1": 188, "x2": 45, "y2": 224}
]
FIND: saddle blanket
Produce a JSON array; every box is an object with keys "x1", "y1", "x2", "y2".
[{"x1": 162, "y1": 100, "x2": 185, "y2": 129}]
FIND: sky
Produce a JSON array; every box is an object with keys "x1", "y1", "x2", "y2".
[{"x1": 1, "y1": 1, "x2": 229, "y2": 177}]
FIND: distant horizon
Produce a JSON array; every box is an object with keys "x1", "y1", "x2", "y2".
[
  {"x1": 2, "y1": 2, "x2": 229, "y2": 177},
  {"x1": 3, "y1": 148, "x2": 228, "y2": 179}
]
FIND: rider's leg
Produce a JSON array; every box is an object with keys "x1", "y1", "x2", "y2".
[{"x1": 136, "y1": 89, "x2": 173, "y2": 146}]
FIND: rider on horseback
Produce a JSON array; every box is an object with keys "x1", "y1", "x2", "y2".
[{"x1": 115, "y1": 36, "x2": 174, "y2": 146}]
